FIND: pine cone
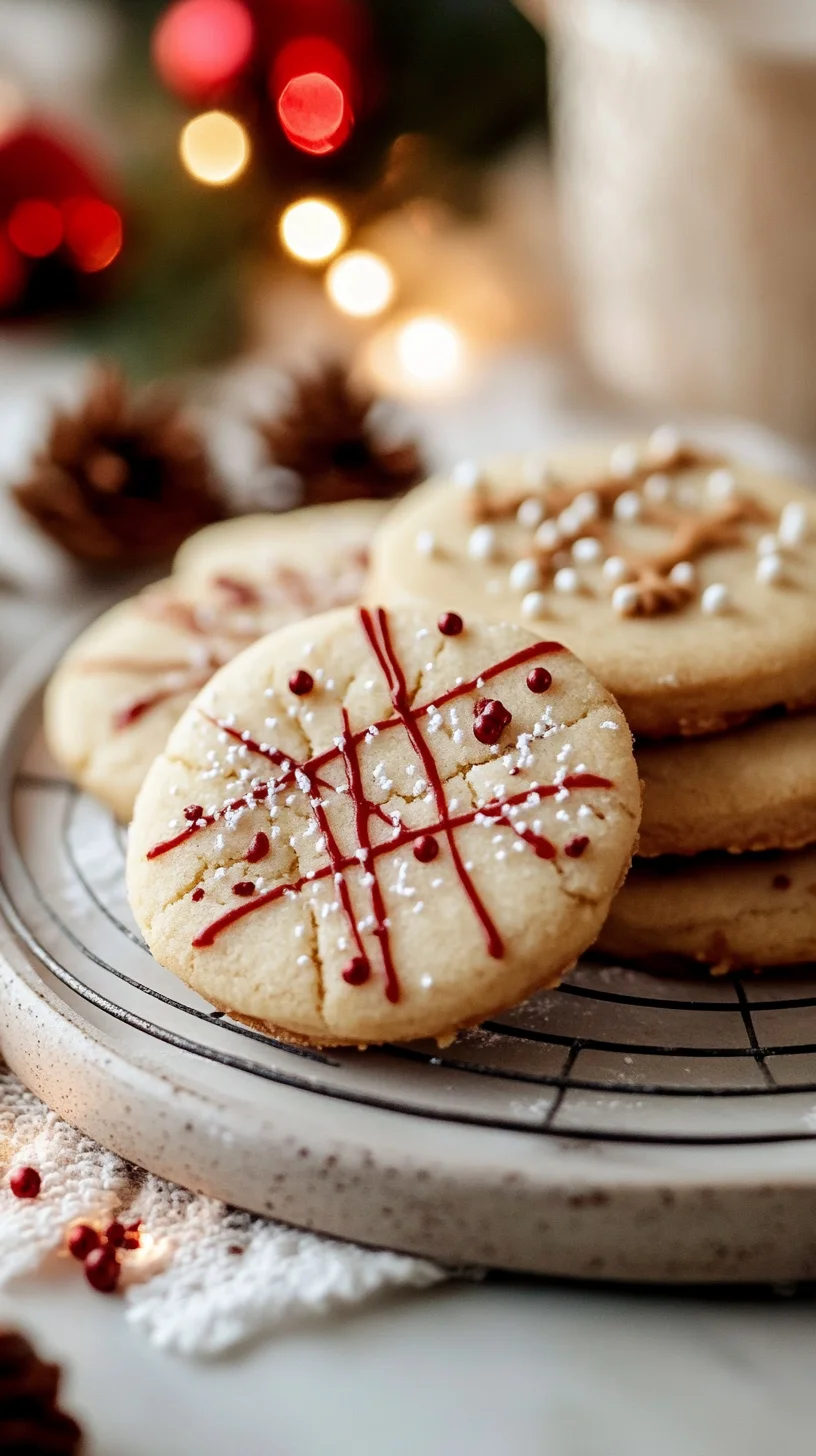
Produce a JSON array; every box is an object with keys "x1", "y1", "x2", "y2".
[
  {"x1": 0, "y1": 1330, "x2": 83, "y2": 1454},
  {"x1": 256, "y1": 363, "x2": 425, "y2": 508},
  {"x1": 14, "y1": 365, "x2": 225, "y2": 566}
]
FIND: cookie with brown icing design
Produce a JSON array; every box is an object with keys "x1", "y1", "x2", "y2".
[
  {"x1": 367, "y1": 437, "x2": 816, "y2": 737},
  {"x1": 45, "y1": 501, "x2": 386, "y2": 821},
  {"x1": 126, "y1": 605, "x2": 640, "y2": 1047}
]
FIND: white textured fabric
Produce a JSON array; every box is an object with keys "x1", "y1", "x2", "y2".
[{"x1": 0, "y1": 1066, "x2": 445, "y2": 1357}]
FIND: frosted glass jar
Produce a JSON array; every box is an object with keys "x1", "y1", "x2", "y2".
[{"x1": 539, "y1": 0, "x2": 816, "y2": 437}]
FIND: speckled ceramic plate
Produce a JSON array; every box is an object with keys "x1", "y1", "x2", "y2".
[{"x1": 4, "y1": 623, "x2": 816, "y2": 1284}]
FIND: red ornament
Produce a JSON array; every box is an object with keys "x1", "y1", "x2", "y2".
[
  {"x1": 192, "y1": 887, "x2": 205, "y2": 901},
  {"x1": 9, "y1": 1165, "x2": 41, "y2": 1199},
  {"x1": 8, "y1": 198, "x2": 63, "y2": 258},
  {"x1": 67, "y1": 1224, "x2": 101, "y2": 1261},
  {"x1": 232, "y1": 880, "x2": 256, "y2": 897},
  {"x1": 123, "y1": 1220, "x2": 142, "y2": 1250},
  {"x1": 342, "y1": 956, "x2": 370, "y2": 985},
  {"x1": 412, "y1": 835, "x2": 438, "y2": 863},
  {"x1": 63, "y1": 198, "x2": 123, "y2": 274},
  {"x1": 438, "y1": 612, "x2": 463, "y2": 637},
  {"x1": 153, "y1": 0, "x2": 255, "y2": 102},
  {"x1": 564, "y1": 836, "x2": 589, "y2": 858},
  {"x1": 104, "y1": 1220, "x2": 126, "y2": 1248},
  {"x1": 84, "y1": 1247, "x2": 121, "y2": 1294},
  {"x1": 183, "y1": 804, "x2": 204, "y2": 821},
  {"x1": 288, "y1": 669, "x2": 314, "y2": 696},
  {"x1": 0, "y1": 126, "x2": 124, "y2": 316},
  {"x1": 526, "y1": 667, "x2": 552, "y2": 694}
]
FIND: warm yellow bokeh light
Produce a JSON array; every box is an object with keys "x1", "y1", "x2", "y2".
[
  {"x1": 396, "y1": 314, "x2": 463, "y2": 386},
  {"x1": 325, "y1": 249, "x2": 395, "y2": 318},
  {"x1": 180, "y1": 110, "x2": 249, "y2": 186},
  {"x1": 279, "y1": 197, "x2": 347, "y2": 264}
]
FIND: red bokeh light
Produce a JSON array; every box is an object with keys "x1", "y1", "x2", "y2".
[
  {"x1": 0, "y1": 230, "x2": 25, "y2": 308},
  {"x1": 8, "y1": 198, "x2": 63, "y2": 258},
  {"x1": 277, "y1": 73, "x2": 352, "y2": 155},
  {"x1": 153, "y1": 0, "x2": 254, "y2": 102},
  {"x1": 272, "y1": 36, "x2": 355, "y2": 156},
  {"x1": 63, "y1": 198, "x2": 123, "y2": 273}
]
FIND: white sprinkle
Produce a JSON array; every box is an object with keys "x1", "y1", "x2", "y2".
[
  {"x1": 416, "y1": 529, "x2": 436, "y2": 558},
  {"x1": 495, "y1": 850, "x2": 507, "y2": 861},
  {"x1": 420, "y1": 973, "x2": 434, "y2": 989},
  {"x1": 534, "y1": 520, "x2": 561, "y2": 552},
  {"x1": 509, "y1": 557, "x2": 541, "y2": 592},
  {"x1": 644, "y1": 471, "x2": 671, "y2": 502},
  {"x1": 297, "y1": 955, "x2": 310, "y2": 967},
  {"x1": 557, "y1": 507, "x2": 582, "y2": 538},
  {"x1": 700, "y1": 582, "x2": 732, "y2": 615},
  {"x1": 609, "y1": 442, "x2": 639, "y2": 478},
  {"x1": 516, "y1": 497, "x2": 545, "y2": 529},
  {"x1": 611, "y1": 583, "x2": 641, "y2": 617},
  {"x1": 512, "y1": 840, "x2": 525, "y2": 853},
  {"x1": 602, "y1": 555, "x2": 630, "y2": 584},
  {"x1": 600, "y1": 720, "x2": 619, "y2": 730},
  {"x1": 668, "y1": 560, "x2": 696, "y2": 587},
  {"x1": 707, "y1": 468, "x2": 736, "y2": 499},
  {"x1": 648, "y1": 424, "x2": 681, "y2": 462},
  {"x1": 451, "y1": 459, "x2": 481, "y2": 491},
  {"x1": 468, "y1": 524, "x2": 497, "y2": 561},
  {"x1": 778, "y1": 500, "x2": 809, "y2": 546},
  {"x1": 572, "y1": 536, "x2": 602, "y2": 564},
  {"x1": 756, "y1": 553, "x2": 786, "y2": 585},
  {"x1": 757, "y1": 533, "x2": 780, "y2": 557},
  {"x1": 573, "y1": 491, "x2": 600, "y2": 522},
  {"x1": 613, "y1": 490, "x2": 642, "y2": 522},
  {"x1": 554, "y1": 566, "x2": 580, "y2": 595}
]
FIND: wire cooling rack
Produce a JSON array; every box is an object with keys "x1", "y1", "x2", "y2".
[{"x1": 6, "y1": 701, "x2": 816, "y2": 1152}]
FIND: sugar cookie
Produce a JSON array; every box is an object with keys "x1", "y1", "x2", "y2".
[
  {"x1": 598, "y1": 847, "x2": 816, "y2": 971},
  {"x1": 638, "y1": 712, "x2": 816, "y2": 857},
  {"x1": 368, "y1": 441, "x2": 816, "y2": 737},
  {"x1": 126, "y1": 605, "x2": 640, "y2": 1047},
  {"x1": 45, "y1": 502, "x2": 385, "y2": 820}
]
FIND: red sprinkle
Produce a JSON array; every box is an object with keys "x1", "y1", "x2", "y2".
[
  {"x1": 565, "y1": 836, "x2": 590, "y2": 858},
  {"x1": 104, "y1": 1220, "x2": 126, "y2": 1248},
  {"x1": 232, "y1": 881, "x2": 256, "y2": 897},
  {"x1": 473, "y1": 698, "x2": 512, "y2": 745},
  {"x1": 192, "y1": 887, "x2": 205, "y2": 902},
  {"x1": 438, "y1": 612, "x2": 463, "y2": 636},
  {"x1": 9, "y1": 1166, "x2": 40, "y2": 1199},
  {"x1": 342, "y1": 956, "x2": 371, "y2": 986},
  {"x1": 67, "y1": 1224, "x2": 100, "y2": 1261},
  {"x1": 183, "y1": 804, "x2": 203, "y2": 822},
  {"x1": 413, "y1": 835, "x2": 439, "y2": 863},
  {"x1": 289, "y1": 669, "x2": 314, "y2": 696},
  {"x1": 246, "y1": 831, "x2": 270, "y2": 863},
  {"x1": 526, "y1": 667, "x2": 552, "y2": 694},
  {"x1": 84, "y1": 1247, "x2": 120, "y2": 1294}
]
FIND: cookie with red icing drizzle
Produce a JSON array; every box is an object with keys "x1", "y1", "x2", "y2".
[
  {"x1": 368, "y1": 438, "x2": 816, "y2": 738},
  {"x1": 126, "y1": 605, "x2": 640, "y2": 1048},
  {"x1": 44, "y1": 501, "x2": 387, "y2": 821}
]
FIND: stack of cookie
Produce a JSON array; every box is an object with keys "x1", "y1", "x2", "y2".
[{"x1": 369, "y1": 434, "x2": 816, "y2": 972}]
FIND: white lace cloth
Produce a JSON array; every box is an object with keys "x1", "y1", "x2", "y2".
[{"x1": 0, "y1": 1066, "x2": 445, "y2": 1357}]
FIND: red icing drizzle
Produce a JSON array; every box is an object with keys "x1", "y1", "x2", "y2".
[
  {"x1": 360, "y1": 606, "x2": 505, "y2": 960},
  {"x1": 145, "y1": 611, "x2": 614, "y2": 1002}
]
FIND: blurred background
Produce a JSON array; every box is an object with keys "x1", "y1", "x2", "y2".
[{"x1": 1, "y1": 0, "x2": 815, "y2": 576}]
